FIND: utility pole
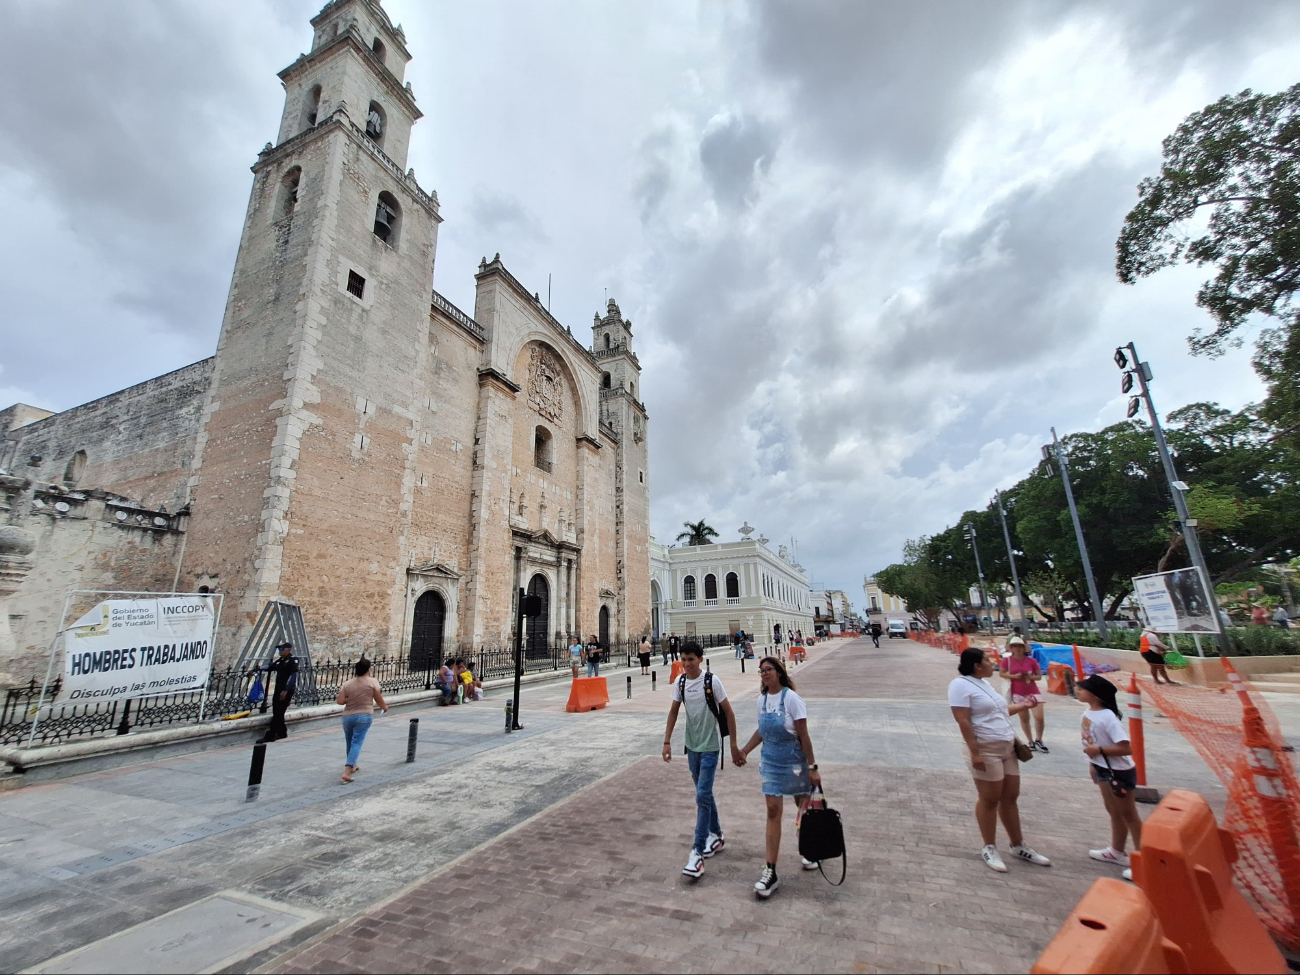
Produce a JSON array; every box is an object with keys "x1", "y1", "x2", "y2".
[
  {"x1": 994, "y1": 490, "x2": 1027, "y2": 629},
  {"x1": 1046, "y1": 428, "x2": 1109, "y2": 641},
  {"x1": 1116, "y1": 343, "x2": 1232, "y2": 655},
  {"x1": 964, "y1": 524, "x2": 990, "y2": 630}
]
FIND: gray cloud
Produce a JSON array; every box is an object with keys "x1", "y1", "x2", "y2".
[{"x1": 699, "y1": 113, "x2": 778, "y2": 208}]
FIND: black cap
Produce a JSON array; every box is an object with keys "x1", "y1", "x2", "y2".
[
  {"x1": 276, "y1": 641, "x2": 293, "y2": 650},
  {"x1": 1077, "y1": 674, "x2": 1119, "y2": 707}
]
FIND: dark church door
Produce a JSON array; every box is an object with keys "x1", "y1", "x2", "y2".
[
  {"x1": 526, "y1": 574, "x2": 550, "y2": 658},
  {"x1": 599, "y1": 605, "x2": 610, "y2": 651},
  {"x1": 410, "y1": 590, "x2": 446, "y2": 670}
]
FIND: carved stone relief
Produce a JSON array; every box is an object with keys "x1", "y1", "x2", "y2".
[{"x1": 527, "y1": 346, "x2": 564, "y2": 423}]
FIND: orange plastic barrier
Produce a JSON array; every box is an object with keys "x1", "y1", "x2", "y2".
[
  {"x1": 1046, "y1": 661, "x2": 1071, "y2": 696},
  {"x1": 1132, "y1": 788, "x2": 1286, "y2": 973},
  {"x1": 1031, "y1": 878, "x2": 1187, "y2": 974},
  {"x1": 565, "y1": 676, "x2": 609, "y2": 713},
  {"x1": 669, "y1": 661, "x2": 684, "y2": 683}
]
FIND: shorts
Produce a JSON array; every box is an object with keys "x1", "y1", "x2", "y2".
[
  {"x1": 1091, "y1": 763, "x2": 1138, "y2": 790},
  {"x1": 1140, "y1": 650, "x2": 1165, "y2": 666},
  {"x1": 1010, "y1": 692, "x2": 1042, "y2": 706},
  {"x1": 964, "y1": 738, "x2": 1019, "y2": 782}
]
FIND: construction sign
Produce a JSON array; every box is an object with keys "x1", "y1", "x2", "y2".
[{"x1": 1132, "y1": 568, "x2": 1220, "y2": 633}]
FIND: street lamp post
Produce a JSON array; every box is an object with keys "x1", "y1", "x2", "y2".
[
  {"x1": 1115, "y1": 343, "x2": 1232, "y2": 656},
  {"x1": 964, "y1": 524, "x2": 990, "y2": 630},
  {"x1": 1044, "y1": 428, "x2": 1109, "y2": 642},
  {"x1": 994, "y1": 490, "x2": 1027, "y2": 630}
]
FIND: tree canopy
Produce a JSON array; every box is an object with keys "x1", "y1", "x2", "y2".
[{"x1": 676, "y1": 520, "x2": 719, "y2": 547}]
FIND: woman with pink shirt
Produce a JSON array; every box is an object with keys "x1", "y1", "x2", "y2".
[
  {"x1": 335, "y1": 658, "x2": 389, "y2": 783},
  {"x1": 999, "y1": 637, "x2": 1048, "y2": 753}
]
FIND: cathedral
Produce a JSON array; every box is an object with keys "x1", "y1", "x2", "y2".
[{"x1": 0, "y1": 0, "x2": 651, "y2": 679}]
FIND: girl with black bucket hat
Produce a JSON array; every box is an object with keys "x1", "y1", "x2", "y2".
[{"x1": 1076, "y1": 674, "x2": 1142, "y2": 881}]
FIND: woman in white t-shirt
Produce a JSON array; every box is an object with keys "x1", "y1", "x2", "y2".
[
  {"x1": 948, "y1": 647, "x2": 1051, "y2": 873},
  {"x1": 1075, "y1": 675, "x2": 1142, "y2": 880}
]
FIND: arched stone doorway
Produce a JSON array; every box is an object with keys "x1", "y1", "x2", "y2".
[
  {"x1": 650, "y1": 580, "x2": 662, "y2": 640},
  {"x1": 599, "y1": 604, "x2": 610, "y2": 650},
  {"x1": 410, "y1": 590, "x2": 446, "y2": 670},
  {"x1": 526, "y1": 574, "x2": 550, "y2": 657}
]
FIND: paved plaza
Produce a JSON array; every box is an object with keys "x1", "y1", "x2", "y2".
[{"x1": 0, "y1": 637, "x2": 1289, "y2": 973}]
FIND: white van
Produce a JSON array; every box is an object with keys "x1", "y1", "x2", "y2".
[{"x1": 887, "y1": 619, "x2": 908, "y2": 639}]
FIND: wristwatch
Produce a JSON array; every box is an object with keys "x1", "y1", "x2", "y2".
[{"x1": 809, "y1": 764, "x2": 819, "y2": 770}]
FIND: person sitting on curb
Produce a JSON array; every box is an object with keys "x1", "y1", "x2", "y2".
[
  {"x1": 663, "y1": 642, "x2": 744, "y2": 880},
  {"x1": 436, "y1": 660, "x2": 457, "y2": 706}
]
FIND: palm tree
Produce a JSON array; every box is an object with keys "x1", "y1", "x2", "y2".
[{"x1": 676, "y1": 520, "x2": 719, "y2": 547}]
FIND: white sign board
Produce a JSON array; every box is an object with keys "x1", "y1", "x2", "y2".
[
  {"x1": 1132, "y1": 568, "x2": 1220, "y2": 634},
  {"x1": 59, "y1": 597, "x2": 218, "y2": 703}
]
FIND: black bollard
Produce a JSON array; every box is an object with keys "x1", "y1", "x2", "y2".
[
  {"x1": 706, "y1": 657, "x2": 711, "y2": 674},
  {"x1": 627, "y1": 674, "x2": 632, "y2": 699},
  {"x1": 651, "y1": 670, "x2": 657, "y2": 691},
  {"x1": 504, "y1": 700, "x2": 513, "y2": 734},
  {"x1": 246, "y1": 742, "x2": 266, "y2": 802},
  {"x1": 741, "y1": 656, "x2": 745, "y2": 674},
  {"x1": 406, "y1": 717, "x2": 419, "y2": 763}
]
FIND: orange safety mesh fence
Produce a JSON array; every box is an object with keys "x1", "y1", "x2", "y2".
[
  {"x1": 1073, "y1": 643, "x2": 1300, "y2": 952},
  {"x1": 907, "y1": 630, "x2": 969, "y2": 653}
]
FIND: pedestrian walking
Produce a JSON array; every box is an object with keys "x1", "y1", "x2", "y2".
[
  {"x1": 336, "y1": 658, "x2": 388, "y2": 783},
  {"x1": 737, "y1": 656, "x2": 821, "y2": 899},
  {"x1": 1076, "y1": 675, "x2": 1142, "y2": 882},
  {"x1": 585, "y1": 634, "x2": 601, "y2": 678},
  {"x1": 1275, "y1": 605, "x2": 1291, "y2": 629},
  {"x1": 256, "y1": 642, "x2": 298, "y2": 743},
  {"x1": 948, "y1": 647, "x2": 1051, "y2": 873},
  {"x1": 569, "y1": 637, "x2": 583, "y2": 678},
  {"x1": 869, "y1": 622, "x2": 882, "y2": 648},
  {"x1": 638, "y1": 636, "x2": 653, "y2": 675},
  {"x1": 999, "y1": 637, "x2": 1048, "y2": 752},
  {"x1": 662, "y1": 642, "x2": 743, "y2": 880},
  {"x1": 668, "y1": 632, "x2": 681, "y2": 662},
  {"x1": 1138, "y1": 626, "x2": 1176, "y2": 685}
]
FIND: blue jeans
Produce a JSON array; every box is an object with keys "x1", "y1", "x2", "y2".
[
  {"x1": 341, "y1": 713, "x2": 372, "y2": 767},
  {"x1": 686, "y1": 748, "x2": 722, "y2": 853},
  {"x1": 587, "y1": 660, "x2": 600, "y2": 677}
]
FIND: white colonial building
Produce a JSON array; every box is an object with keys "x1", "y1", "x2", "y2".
[{"x1": 650, "y1": 531, "x2": 814, "y2": 644}]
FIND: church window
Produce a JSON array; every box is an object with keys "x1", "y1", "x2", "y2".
[
  {"x1": 683, "y1": 576, "x2": 696, "y2": 601},
  {"x1": 704, "y1": 574, "x2": 718, "y2": 601},
  {"x1": 277, "y1": 167, "x2": 301, "y2": 221},
  {"x1": 371, "y1": 37, "x2": 386, "y2": 65},
  {"x1": 366, "y1": 100, "x2": 386, "y2": 144},
  {"x1": 601, "y1": 373, "x2": 611, "y2": 389},
  {"x1": 629, "y1": 381, "x2": 635, "y2": 397},
  {"x1": 726, "y1": 572, "x2": 739, "y2": 599},
  {"x1": 347, "y1": 270, "x2": 366, "y2": 299},
  {"x1": 533, "y1": 425, "x2": 553, "y2": 473},
  {"x1": 63, "y1": 450, "x2": 87, "y2": 487},
  {"x1": 373, "y1": 192, "x2": 401, "y2": 246},
  {"x1": 301, "y1": 85, "x2": 321, "y2": 130},
  {"x1": 604, "y1": 332, "x2": 611, "y2": 349}
]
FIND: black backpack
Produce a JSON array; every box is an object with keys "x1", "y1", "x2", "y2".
[{"x1": 678, "y1": 671, "x2": 730, "y2": 765}]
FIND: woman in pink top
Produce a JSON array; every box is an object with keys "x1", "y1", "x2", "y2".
[
  {"x1": 999, "y1": 637, "x2": 1048, "y2": 753},
  {"x1": 335, "y1": 658, "x2": 388, "y2": 783}
]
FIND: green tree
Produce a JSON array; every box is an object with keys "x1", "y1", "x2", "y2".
[
  {"x1": 1116, "y1": 83, "x2": 1300, "y2": 440},
  {"x1": 874, "y1": 537, "x2": 969, "y2": 627},
  {"x1": 675, "y1": 520, "x2": 719, "y2": 547}
]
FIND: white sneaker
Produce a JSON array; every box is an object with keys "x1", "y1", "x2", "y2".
[
  {"x1": 1089, "y1": 846, "x2": 1129, "y2": 865},
  {"x1": 801, "y1": 856, "x2": 820, "y2": 871},
  {"x1": 702, "y1": 832, "x2": 724, "y2": 858},
  {"x1": 1010, "y1": 844, "x2": 1051, "y2": 866},
  {"x1": 982, "y1": 845, "x2": 1008, "y2": 873},
  {"x1": 682, "y1": 850, "x2": 704, "y2": 878},
  {"x1": 1122, "y1": 867, "x2": 1133, "y2": 882}
]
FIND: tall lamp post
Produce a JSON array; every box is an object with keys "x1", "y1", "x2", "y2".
[
  {"x1": 964, "y1": 524, "x2": 990, "y2": 631},
  {"x1": 1043, "y1": 428, "x2": 1109, "y2": 642},
  {"x1": 993, "y1": 490, "x2": 1027, "y2": 630},
  {"x1": 1115, "y1": 343, "x2": 1231, "y2": 656}
]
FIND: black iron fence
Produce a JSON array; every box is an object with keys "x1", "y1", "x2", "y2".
[{"x1": 1, "y1": 634, "x2": 738, "y2": 748}]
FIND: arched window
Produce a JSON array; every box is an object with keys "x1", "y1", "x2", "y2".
[
  {"x1": 725, "y1": 572, "x2": 739, "y2": 598},
  {"x1": 704, "y1": 574, "x2": 718, "y2": 601},
  {"x1": 371, "y1": 37, "x2": 386, "y2": 65},
  {"x1": 683, "y1": 576, "x2": 696, "y2": 601},
  {"x1": 301, "y1": 84, "x2": 321, "y2": 131},
  {"x1": 601, "y1": 372, "x2": 611, "y2": 389},
  {"x1": 63, "y1": 450, "x2": 87, "y2": 487},
  {"x1": 533, "y1": 425, "x2": 553, "y2": 472},
  {"x1": 629, "y1": 381, "x2": 635, "y2": 398},
  {"x1": 604, "y1": 332, "x2": 611, "y2": 349},
  {"x1": 277, "y1": 167, "x2": 301, "y2": 221},
  {"x1": 373, "y1": 191, "x2": 401, "y2": 246},
  {"x1": 366, "y1": 100, "x2": 386, "y2": 144}
]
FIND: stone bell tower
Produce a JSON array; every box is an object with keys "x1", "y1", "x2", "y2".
[
  {"x1": 592, "y1": 300, "x2": 651, "y2": 639},
  {"x1": 183, "y1": 0, "x2": 444, "y2": 650}
]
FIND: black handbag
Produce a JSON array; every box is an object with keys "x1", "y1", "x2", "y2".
[{"x1": 798, "y1": 791, "x2": 847, "y2": 886}]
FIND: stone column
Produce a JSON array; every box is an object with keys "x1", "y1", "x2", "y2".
[{"x1": 0, "y1": 526, "x2": 36, "y2": 688}]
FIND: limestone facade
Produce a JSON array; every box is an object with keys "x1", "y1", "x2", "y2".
[{"x1": 0, "y1": 0, "x2": 650, "y2": 679}]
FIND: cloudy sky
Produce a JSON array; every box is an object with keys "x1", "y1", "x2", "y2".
[{"x1": 2, "y1": 0, "x2": 1298, "y2": 599}]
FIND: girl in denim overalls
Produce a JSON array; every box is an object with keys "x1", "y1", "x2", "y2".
[{"x1": 739, "y1": 656, "x2": 822, "y2": 899}]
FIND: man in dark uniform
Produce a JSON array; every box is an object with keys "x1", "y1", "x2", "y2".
[
  {"x1": 870, "y1": 621, "x2": 882, "y2": 648},
  {"x1": 257, "y1": 642, "x2": 298, "y2": 743}
]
